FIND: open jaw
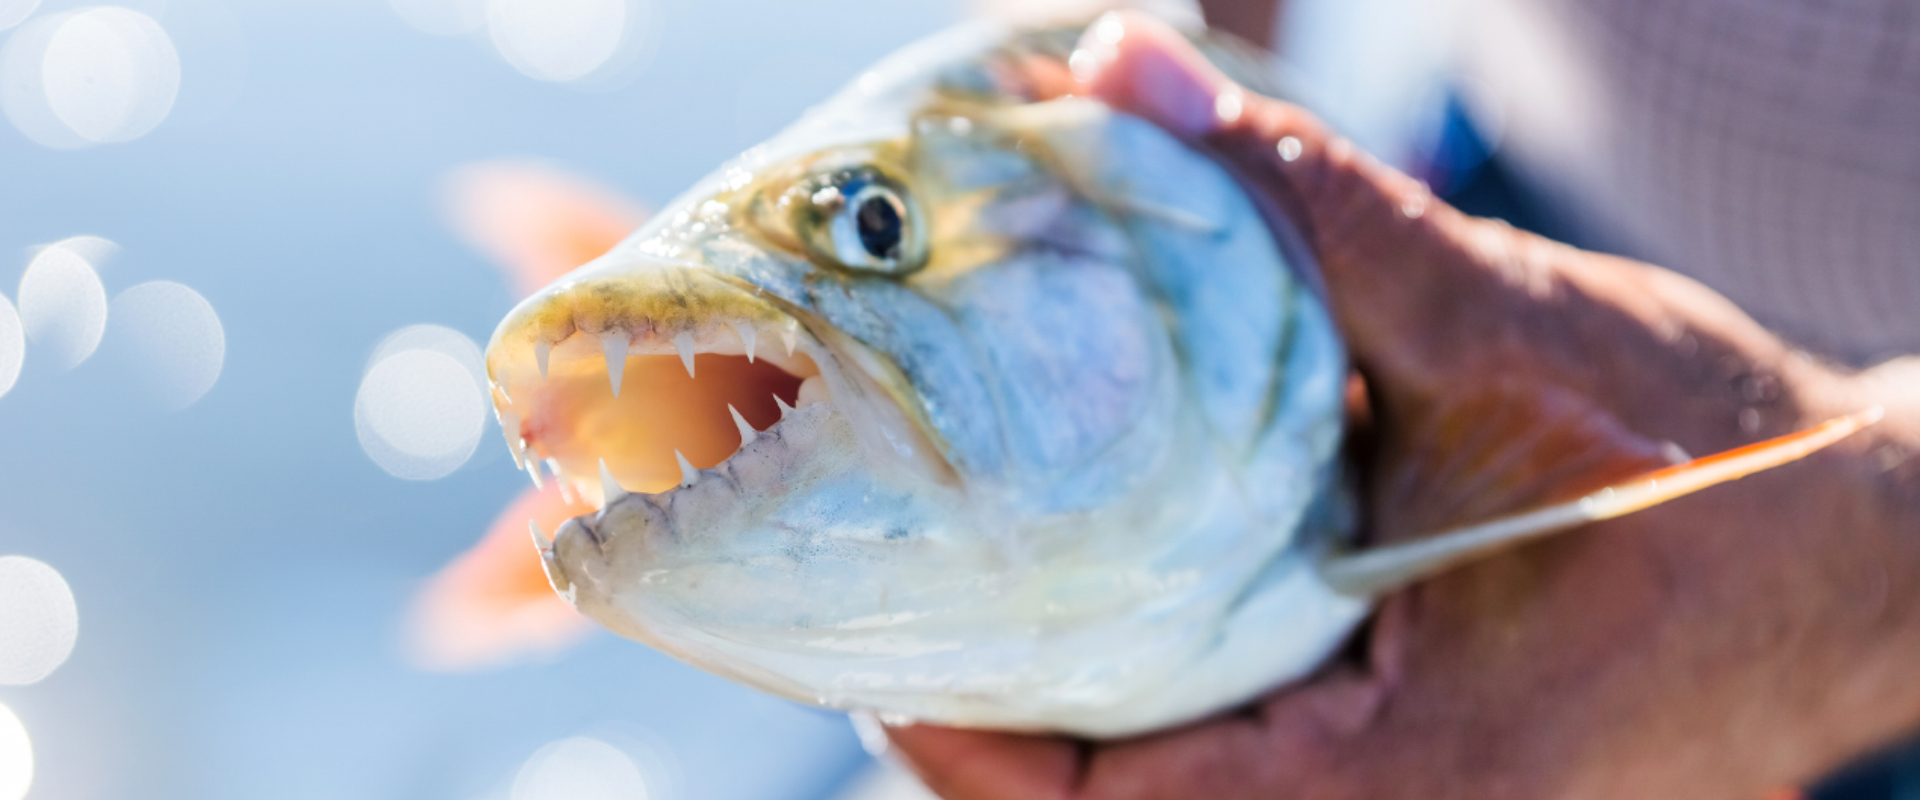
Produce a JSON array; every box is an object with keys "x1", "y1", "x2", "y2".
[{"x1": 488, "y1": 300, "x2": 834, "y2": 510}]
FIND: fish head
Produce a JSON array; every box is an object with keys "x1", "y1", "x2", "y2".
[{"x1": 483, "y1": 23, "x2": 1349, "y2": 729}]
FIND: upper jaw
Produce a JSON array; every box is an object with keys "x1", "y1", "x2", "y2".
[{"x1": 484, "y1": 254, "x2": 957, "y2": 514}]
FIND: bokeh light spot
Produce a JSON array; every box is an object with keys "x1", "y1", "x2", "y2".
[
  {"x1": 0, "y1": 556, "x2": 79, "y2": 686},
  {"x1": 0, "y1": 8, "x2": 179, "y2": 147},
  {"x1": 17, "y1": 239, "x2": 110, "y2": 370},
  {"x1": 512, "y1": 736, "x2": 649, "y2": 800},
  {"x1": 111, "y1": 281, "x2": 226, "y2": 410},
  {"x1": 486, "y1": 0, "x2": 626, "y2": 82},
  {"x1": 366, "y1": 323, "x2": 486, "y2": 381},
  {"x1": 44, "y1": 8, "x2": 180, "y2": 142},
  {"x1": 389, "y1": 0, "x2": 488, "y2": 36},
  {"x1": 355, "y1": 325, "x2": 489, "y2": 481},
  {"x1": 0, "y1": 294, "x2": 22, "y2": 398},
  {"x1": 0, "y1": 0, "x2": 40, "y2": 32},
  {"x1": 0, "y1": 704, "x2": 28, "y2": 800}
]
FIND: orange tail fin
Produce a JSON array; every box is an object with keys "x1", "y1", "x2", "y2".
[{"x1": 1321, "y1": 408, "x2": 1885, "y2": 597}]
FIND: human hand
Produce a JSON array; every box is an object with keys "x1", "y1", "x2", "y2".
[{"x1": 887, "y1": 13, "x2": 1920, "y2": 800}]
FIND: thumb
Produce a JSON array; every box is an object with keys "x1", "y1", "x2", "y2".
[{"x1": 1072, "y1": 12, "x2": 1521, "y2": 388}]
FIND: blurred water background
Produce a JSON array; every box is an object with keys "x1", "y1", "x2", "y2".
[{"x1": 0, "y1": 1, "x2": 963, "y2": 797}]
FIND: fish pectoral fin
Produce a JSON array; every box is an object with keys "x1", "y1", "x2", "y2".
[{"x1": 1318, "y1": 407, "x2": 1885, "y2": 598}]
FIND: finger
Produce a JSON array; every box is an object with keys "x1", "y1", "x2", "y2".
[
  {"x1": 887, "y1": 724, "x2": 1081, "y2": 800},
  {"x1": 1071, "y1": 12, "x2": 1519, "y2": 389}
]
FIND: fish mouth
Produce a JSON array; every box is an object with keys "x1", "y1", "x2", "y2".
[
  {"x1": 487, "y1": 262, "x2": 827, "y2": 507},
  {"x1": 484, "y1": 256, "x2": 950, "y2": 513}
]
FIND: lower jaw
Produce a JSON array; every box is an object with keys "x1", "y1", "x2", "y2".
[{"x1": 507, "y1": 350, "x2": 829, "y2": 506}]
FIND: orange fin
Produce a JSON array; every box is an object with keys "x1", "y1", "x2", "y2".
[
  {"x1": 441, "y1": 159, "x2": 647, "y2": 298},
  {"x1": 402, "y1": 484, "x2": 596, "y2": 671},
  {"x1": 1321, "y1": 408, "x2": 1885, "y2": 597}
]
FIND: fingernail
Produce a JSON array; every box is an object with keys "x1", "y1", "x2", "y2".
[{"x1": 1071, "y1": 11, "x2": 1237, "y2": 138}]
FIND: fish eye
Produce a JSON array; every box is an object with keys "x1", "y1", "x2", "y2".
[
  {"x1": 799, "y1": 169, "x2": 926, "y2": 276},
  {"x1": 844, "y1": 184, "x2": 904, "y2": 261}
]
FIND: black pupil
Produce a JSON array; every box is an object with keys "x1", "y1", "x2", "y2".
[{"x1": 855, "y1": 194, "x2": 903, "y2": 260}]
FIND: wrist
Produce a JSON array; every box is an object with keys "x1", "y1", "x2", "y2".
[
  {"x1": 1791, "y1": 356, "x2": 1920, "y2": 776},
  {"x1": 1850, "y1": 357, "x2": 1920, "y2": 509}
]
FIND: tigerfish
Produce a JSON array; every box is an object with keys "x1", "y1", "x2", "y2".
[{"x1": 479, "y1": 19, "x2": 1877, "y2": 737}]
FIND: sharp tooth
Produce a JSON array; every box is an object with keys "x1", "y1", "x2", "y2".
[
  {"x1": 599, "y1": 458, "x2": 628, "y2": 504},
  {"x1": 728, "y1": 404, "x2": 757, "y2": 447},
  {"x1": 500, "y1": 411, "x2": 525, "y2": 468},
  {"x1": 526, "y1": 458, "x2": 545, "y2": 489},
  {"x1": 673, "y1": 332, "x2": 697, "y2": 378},
  {"x1": 775, "y1": 394, "x2": 795, "y2": 418},
  {"x1": 781, "y1": 325, "x2": 798, "y2": 357},
  {"x1": 674, "y1": 449, "x2": 699, "y2": 487},
  {"x1": 732, "y1": 322, "x2": 757, "y2": 363},
  {"x1": 535, "y1": 341, "x2": 551, "y2": 379},
  {"x1": 545, "y1": 459, "x2": 576, "y2": 504},
  {"x1": 600, "y1": 331, "x2": 628, "y2": 397},
  {"x1": 530, "y1": 520, "x2": 552, "y2": 552}
]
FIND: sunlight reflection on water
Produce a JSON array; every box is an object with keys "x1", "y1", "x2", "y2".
[
  {"x1": 355, "y1": 324, "x2": 491, "y2": 480},
  {"x1": 110, "y1": 281, "x2": 226, "y2": 411},
  {"x1": 387, "y1": 0, "x2": 653, "y2": 85},
  {"x1": 487, "y1": 0, "x2": 628, "y2": 82},
  {"x1": 0, "y1": 703, "x2": 29, "y2": 800},
  {"x1": 16, "y1": 238, "x2": 110, "y2": 370},
  {"x1": 0, "y1": 294, "x2": 22, "y2": 398},
  {"x1": 512, "y1": 736, "x2": 650, "y2": 800},
  {"x1": 0, "y1": 0, "x2": 39, "y2": 32},
  {"x1": 389, "y1": 0, "x2": 488, "y2": 37},
  {"x1": 0, "y1": 7, "x2": 179, "y2": 148},
  {"x1": 0, "y1": 556, "x2": 78, "y2": 686}
]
